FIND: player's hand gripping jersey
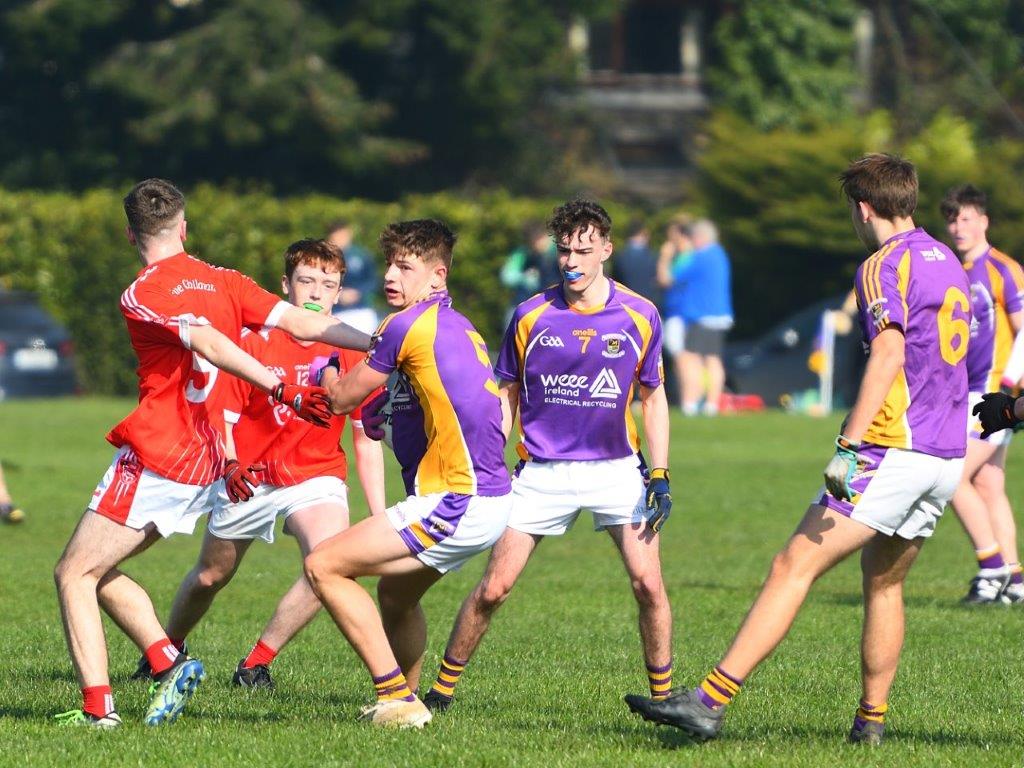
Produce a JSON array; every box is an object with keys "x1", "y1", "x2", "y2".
[
  {"x1": 223, "y1": 329, "x2": 376, "y2": 486},
  {"x1": 962, "y1": 247, "x2": 1024, "y2": 393},
  {"x1": 365, "y1": 291, "x2": 511, "y2": 497},
  {"x1": 854, "y1": 228, "x2": 971, "y2": 458},
  {"x1": 108, "y1": 253, "x2": 289, "y2": 485},
  {"x1": 495, "y1": 281, "x2": 664, "y2": 461}
]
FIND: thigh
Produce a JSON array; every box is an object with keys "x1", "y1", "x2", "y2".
[
  {"x1": 861, "y1": 532, "x2": 923, "y2": 587},
  {"x1": 607, "y1": 521, "x2": 663, "y2": 579},
  {"x1": 781, "y1": 504, "x2": 877, "y2": 576},
  {"x1": 196, "y1": 527, "x2": 253, "y2": 574},
  {"x1": 288, "y1": 502, "x2": 350, "y2": 556},
  {"x1": 60, "y1": 509, "x2": 159, "y2": 575},
  {"x1": 377, "y1": 567, "x2": 445, "y2": 608},
  {"x1": 974, "y1": 444, "x2": 1008, "y2": 495},
  {"x1": 963, "y1": 437, "x2": 999, "y2": 483},
  {"x1": 311, "y1": 513, "x2": 428, "y2": 577},
  {"x1": 481, "y1": 526, "x2": 543, "y2": 587}
]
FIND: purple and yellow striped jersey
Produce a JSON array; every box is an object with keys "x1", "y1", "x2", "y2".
[
  {"x1": 854, "y1": 227, "x2": 970, "y2": 459},
  {"x1": 365, "y1": 291, "x2": 511, "y2": 497},
  {"x1": 495, "y1": 280, "x2": 664, "y2": 462},
  {"x1": 963, "y1": 247, "x2": 1024, "y2": 393}
]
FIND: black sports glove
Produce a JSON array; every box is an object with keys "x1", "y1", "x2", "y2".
[
  {"x1": 972, "y1": 392, "x2": 1021, "y2": 440},
  {"x1": 645, "y1": 468, "x2": 672, "y2": 534}
]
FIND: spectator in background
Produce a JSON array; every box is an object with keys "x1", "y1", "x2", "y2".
[
  {"x1": 0, "y1": 460, "x2": 24, "y2": 523},
  {"x1": 612, "y1": 220, "x2": 660, "y2": 306},
  {"x1": 675, "y1": 219, "x2": 734, "y2": 416},
  {"x1": 326, "y1": 220, "x2": 380, "y2": 334},
  {"x1": 658, "y1": 218, "x2": 693, "y2": 410},
  {"x1": 501, "y1": 221, "x2": 559, "y2": 308}
]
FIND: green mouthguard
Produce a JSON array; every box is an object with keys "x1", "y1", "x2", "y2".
[{"x1": 303, "y1": 302, "x2": 323, "y2": 312}]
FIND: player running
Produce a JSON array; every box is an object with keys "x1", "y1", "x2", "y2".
[
  {"x1": 303, "y1": 219, "x2": 512, "y2": 729},
  {"x1": 132, "y1": 238, "x2": 386, "y2": 688},
  {"x1": 941, "y1": 185, "x2": 1024, "y2": 604},
  {"x1": 54, "y1": 179, "x2": 371, "y2": 728},
  {"x1": 421, "y1": 199, "x2": 674, "y2": 713},
  {"x1": 625, "y1": 154, "x2": 970, "y2": 745}
]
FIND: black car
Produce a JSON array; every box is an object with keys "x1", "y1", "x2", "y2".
[
  {"x1": 724, "y1": 295, "x2": 864, "y2": 409},
  {"x1": 0, "y1": 292, "x2": 77, "y2": 399}
]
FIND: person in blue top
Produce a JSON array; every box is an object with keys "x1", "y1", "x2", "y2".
[
  {"x1": 672, "y1": 219, "x2": 733, "y2": 416},
  {"x1": 657, "y1": 218, "x2": 693, "y2": 410}
]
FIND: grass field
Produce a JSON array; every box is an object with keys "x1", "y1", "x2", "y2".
[{"x1": 1, "y1": 397, "x2": 1023, "y2": 767}]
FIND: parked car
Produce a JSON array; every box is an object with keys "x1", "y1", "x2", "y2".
[
  {"x1": 724, "y1": 294, "x2": 864, "y2": 409},
  {"x1": 0, "y1": 292, "x2": 77, "y2": 399}
]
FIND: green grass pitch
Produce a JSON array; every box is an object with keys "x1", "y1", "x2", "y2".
[{"x1": 1, "y1": 397, "x2": 1022, "y2": 766}]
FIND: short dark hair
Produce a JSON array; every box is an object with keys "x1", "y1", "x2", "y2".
[
  {"x1": 283, "y1": 238, "x2": 346, "y2": 282},
  {"x1": 326, "y1": 218, "x2": 352, "y2": 235},
  {"x1": 548, "y1": 199, "x2": 612, "y2": 244},
  {"x1": 626, "y1": 218, "x2": 647, "y2": 238},
  {"x1": 379, "y1": 219, "x2": 457, "y2": 269},
  {"x1": 839, "y1": 154, "x2": 917, "y2": 219},
  {"x1": 123, "y1": 179, "x2": 185, "y2": 240},
  {"x1": 940, "y1": 184, "x2": 988, "y2": 221}
]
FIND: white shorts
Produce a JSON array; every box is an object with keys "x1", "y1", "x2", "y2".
[
  {"x1": 663, "y1": 316, "x2": 685, "y2": 356},
  {"x1": 386, "y1": 492, "x2": 512, "y2": 573},
  {"x1": 208, "y1": 475, "x2": 349, "y2": 543},
  {"x1": 88, "y1": 446, "x2": 217, "y2": 538},
  {"x1": 816, "y1": 444, "x2": 964, "y2": 539},
  {"x1": 508, "y1": 457, "x2": 647, "y2": 536},
  {"x1": 968, "y1": 391, "x2": 1013, "y2": 446}
]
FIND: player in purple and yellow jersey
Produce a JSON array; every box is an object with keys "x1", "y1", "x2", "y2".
[
  {"x1": 940, "y1": 185, "x2": 1024, "y2": 604},
  {"x1": 626, "y1": 154, "x2": 970, "y2": 746},
  {"x1": 303, "y1": 219, "x2": 512, "y2": 729},
  {"x1": 421, "y1": 199, "x2": 674, "y2": 714}
]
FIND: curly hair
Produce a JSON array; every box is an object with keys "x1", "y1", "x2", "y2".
[
  {"x1": 379, "y1": 219, "x2": 457, "y2": 268},
  {"x1": 283, "y1": 238, "x2": 347, "y2": 281},
  {"x1": 548, "y1": 199, "x2": 612, "y2": 244}
]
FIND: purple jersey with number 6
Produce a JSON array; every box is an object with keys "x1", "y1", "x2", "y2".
[
  {"x1": 495, "y1": 280, "x2": 664, "y2": 462},
  {"x1": 365, "y1": 291, "x2": 511, "y2": 497},
  {"x1": 853, "y1": 227, "x2": 970, "y2": 458},
  {"x1": 963, "y1": 247, "x2": 1024, "y2": 393}
]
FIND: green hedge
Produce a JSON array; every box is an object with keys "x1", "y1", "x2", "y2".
[{"x1": 0, "y1": 187, "x2": 638, "y2": 394}]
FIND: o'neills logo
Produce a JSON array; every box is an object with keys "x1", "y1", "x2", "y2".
[{"x1": 171, "y1": 279, "x2": 216, "y2": 296}]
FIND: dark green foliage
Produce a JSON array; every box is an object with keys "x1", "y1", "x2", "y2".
[{"x1": 707, "y1": 0, "x2": 860, "y2": 129}]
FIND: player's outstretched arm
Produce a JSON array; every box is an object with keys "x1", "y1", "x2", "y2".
[
  {"x1": 275, "y1": 305, "x2": 373, "y2": 352},
  {"x1": 188, "y1": 325, "x2": 331, "y2": 426},
  {"x1": 324, "y1": 360, "x2": 389, "y2": 416},
  {"x1": 352, "y1": 426, "x2": 387, "y2": 516}
]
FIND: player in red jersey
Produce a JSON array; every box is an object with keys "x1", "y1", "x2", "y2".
[
  {"x1": 142, "y1": 239, "x2": 386, "y2": 689},
  {"x1": 54, "y1": 180, "x2": 372, "y2": 728}
]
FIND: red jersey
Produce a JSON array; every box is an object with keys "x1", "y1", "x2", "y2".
[
  {"x1": 224, "y1": 328, "x2": 371, "y2": 486},
  {"x1": 107, "y1": 252, "x2": 289, "y2": 485}
]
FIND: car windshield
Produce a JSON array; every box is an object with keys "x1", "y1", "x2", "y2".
[{"x1": 0, "y1": 301, "x2": 61, "y2": 331}]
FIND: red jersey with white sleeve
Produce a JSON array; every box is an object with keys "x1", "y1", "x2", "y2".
[
  {"x1": 107, "y1": 252, "x2": 290, "y2": 486},
  {"x1": 224, "y1": 328, "x2": 372, "y2": 486}
]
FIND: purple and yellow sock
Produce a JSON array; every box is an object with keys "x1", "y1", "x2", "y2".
[
  {"x1": 976, "y1": 544, "x2": 1006, "y2": 572},
  {"x1": 429, "y1": 653, "x2": 466, "y2": 701},
  {"x1": 1009, "y1": 562, "x2": 1023, "y2": 586},
  {"x1": 373, "y1": 668, "x2": 415, "y2": 702},
  {"x1": 696, "y1": 666, "x2": 743, "y2": 709},
  {"x1": 646, "y1": 661, "x2": 672, "y2": 701},
  {"x1": 853, "y1": 699, "x2": 887, "y2": 729}
]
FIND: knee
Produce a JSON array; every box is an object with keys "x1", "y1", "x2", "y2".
[
  {"x1": 630, "y1": 571, "x2": 667, "y2": 607},
  {"x1": 303, "y1": 550, "x2": 334, "y2": 595},
  {"x1": 193, "y1": 563, "x2": 233, "y2": 593},
  {"x1": 768, "y1": 548, "x2": 806, "y2": 585},
  {"x1": 476, "y1": 576, "x2": 515, "y2": 613},
  {"x1": 54, "y1": 554, "x2": 96, "y2": 592}
]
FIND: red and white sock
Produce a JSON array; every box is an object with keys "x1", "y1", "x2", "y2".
[
  {"x1": 242, "y1": 639, "x2": 278, "y2": 669},
  {"x1": 145, "y1": 638, "x2": 180, "y2": 677},
  {"x1": 82, "y1": 685, "x2": 115, "y2": 718}
]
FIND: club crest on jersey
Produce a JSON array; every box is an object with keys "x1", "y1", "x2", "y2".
[
  {"x1": 867, "y1": 298, "x2": 889, "y2": 331},
  {"x1": 601, "y1": 333, "x2": 625, "y2": 359}
]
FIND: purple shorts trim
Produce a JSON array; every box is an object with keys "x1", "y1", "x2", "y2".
[
  {"x1": 396, "y1": 492, "x2": 472, "y2": 556},
  {"x1": 818, "y1": 443, "x2": 890, "y2": 517}
]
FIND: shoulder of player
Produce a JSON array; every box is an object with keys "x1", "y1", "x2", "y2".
[
  {"x1": 612, "y1": 282, "x2": 660, "y2": 318},
  {"x1": 989, "y1": 247, "x2": 1024, "y2": 276},
  {"x1": 510, "y1": 286, "x2": 560, "y2": 322}
]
